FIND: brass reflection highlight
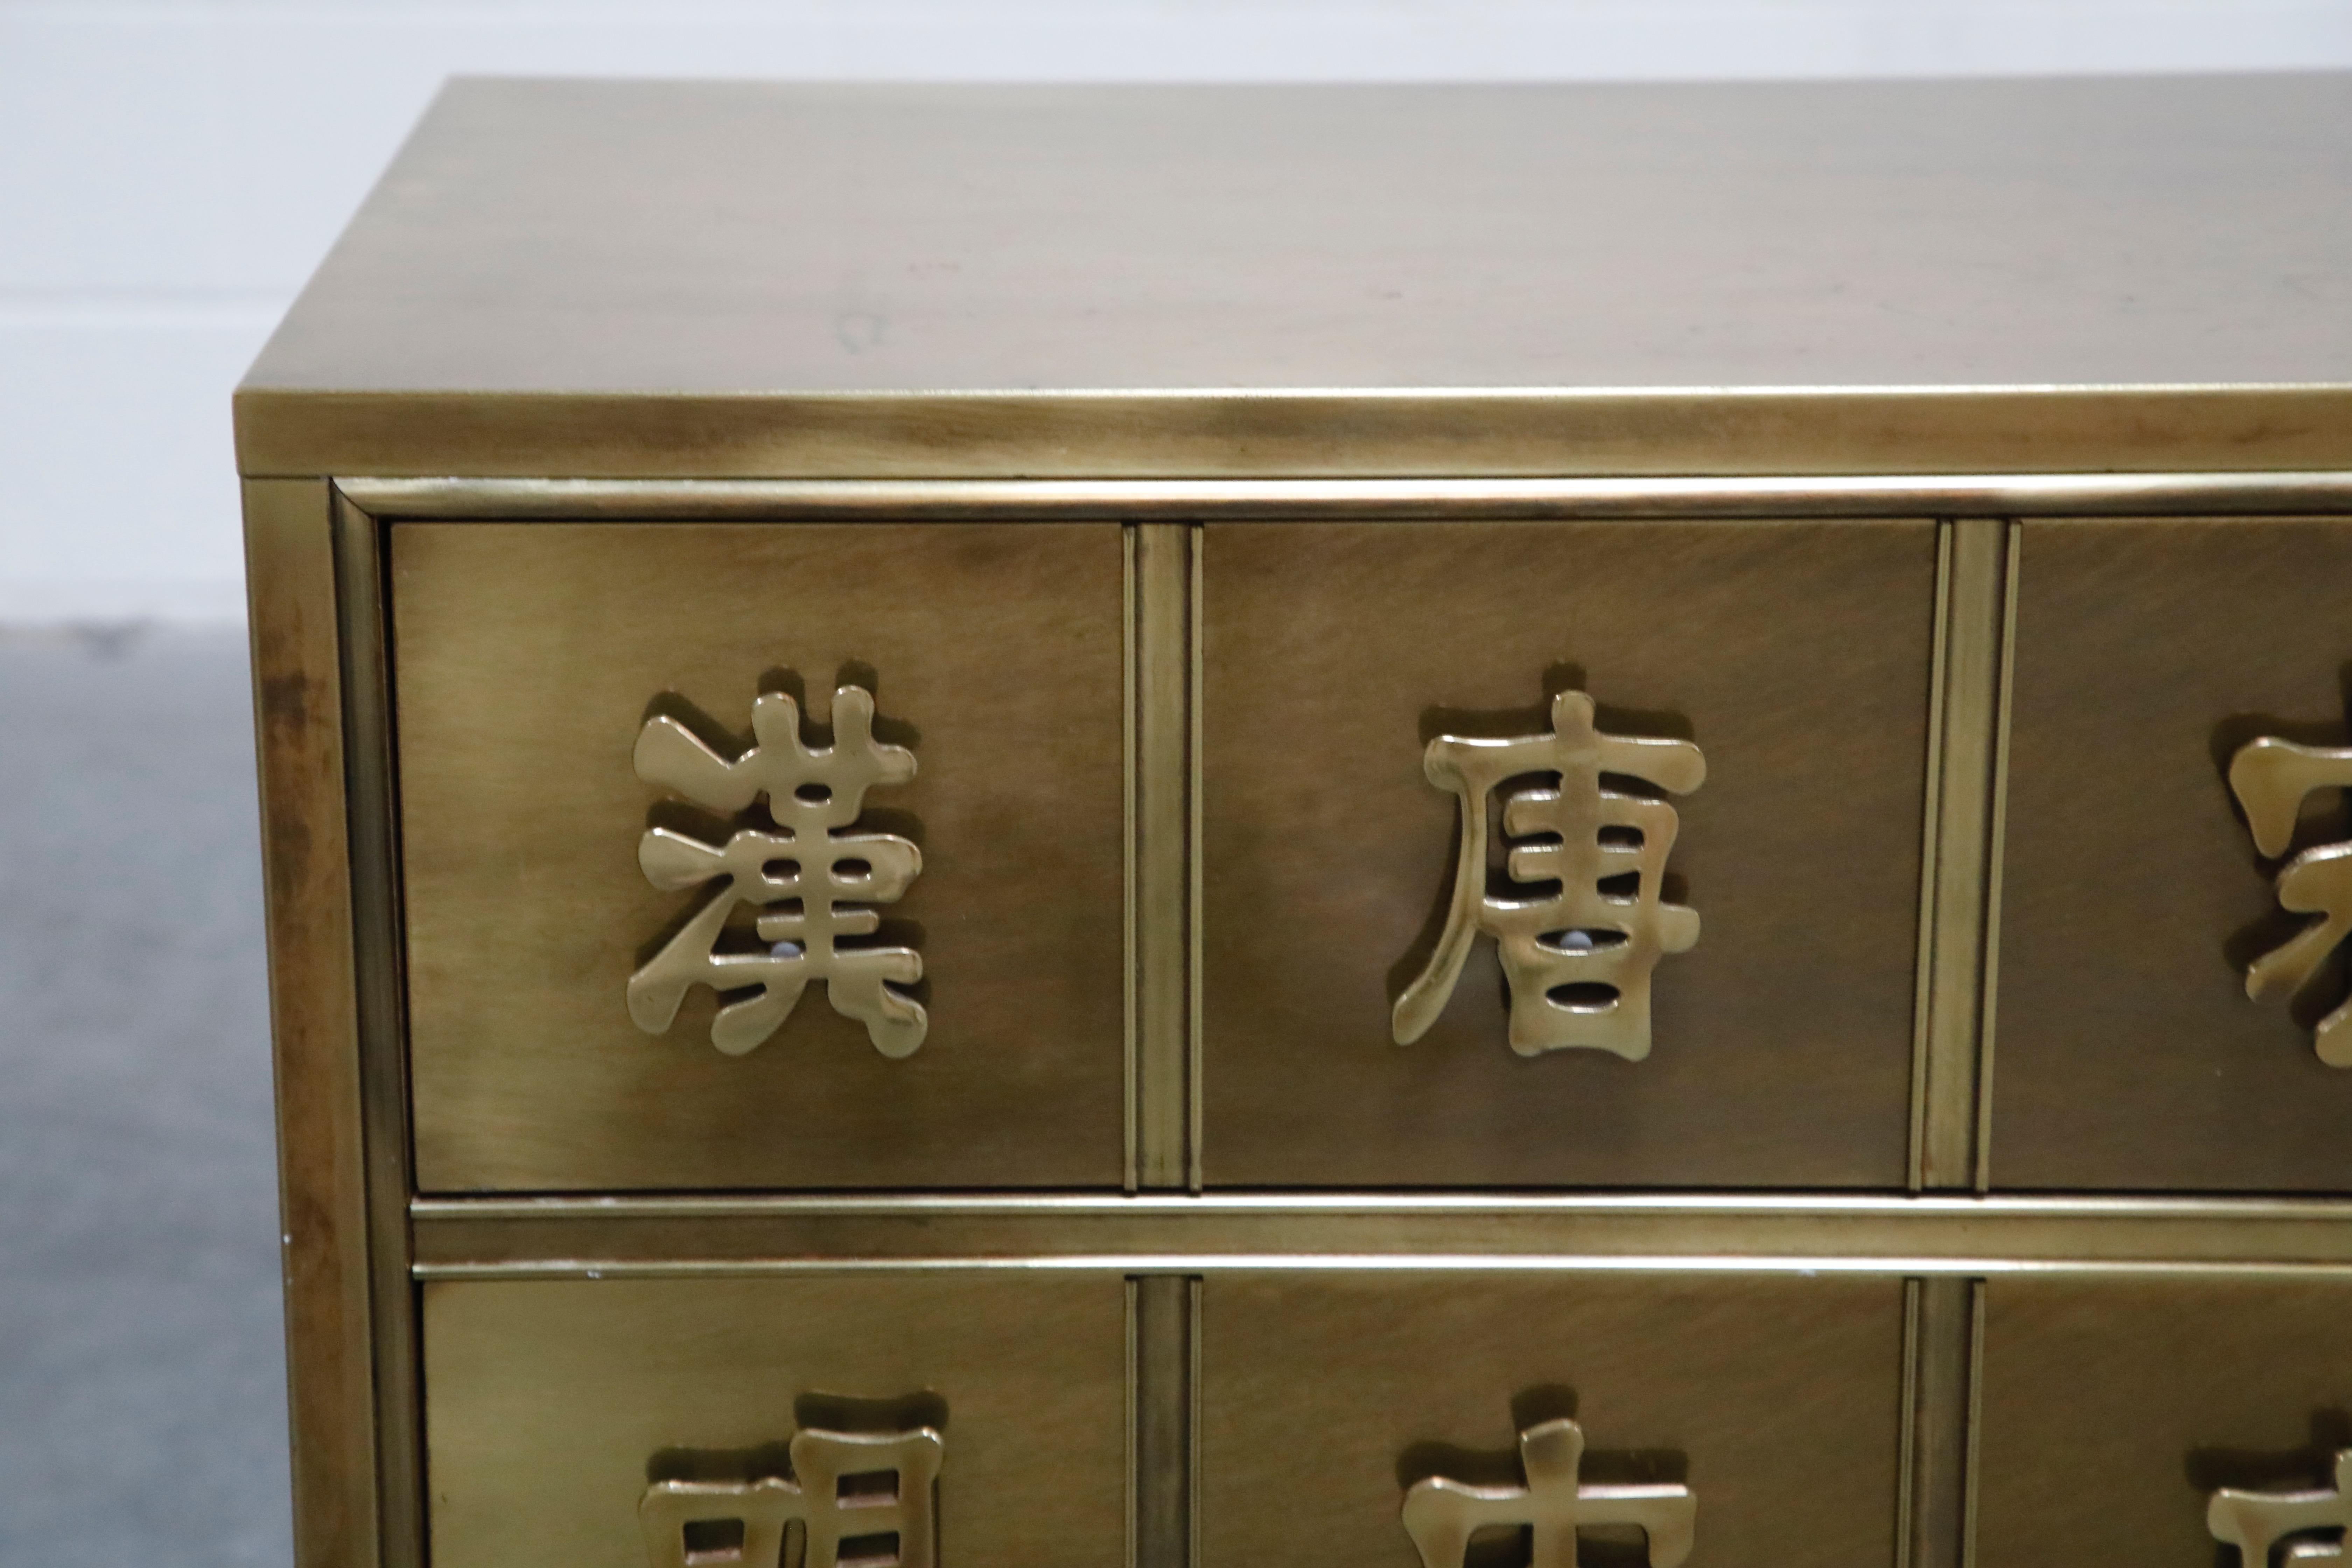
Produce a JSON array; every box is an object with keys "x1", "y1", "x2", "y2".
[
  {"x1": 1401, "y1": 1415, "x2": 1695, "y2": 1568},
  {"x1": 641, "y1": 1425, "x2": 943, "y2": 1568},
  {"x1": 2230, "y1": 735, "x2": 2352, "y2": 1066},
  {"x1": 1394, "y1": 690, "x2": 1704, "y2": 1059},
  {"x1": 2208, "y1": 1448, "x2": 2352, "y2": 1565},
  {"x1": 629, "y1": 683, "x2": 926, "y2": 1058}
]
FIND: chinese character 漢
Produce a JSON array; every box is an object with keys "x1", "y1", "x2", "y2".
[
  {"x1": 1402, "y1": 1415, "x2": 1695, "y2": 1568},
  {"x1": 626, "y1": 683, "x2": 927, "y2": 1059},
  {"x1": 2230, "y1": 733, "x2": 2352, "y2": 1066},
  {"x1": 1392, "y1": 689, "x2": 1705, "y2": 1060},
  {"x1": 642, "y1": 1424, "x2": 943, "y2": 1568}
]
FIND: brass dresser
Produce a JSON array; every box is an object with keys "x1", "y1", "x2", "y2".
[{"x1": 237, "y1": 75, "x2": 2352, "y2": 1568}]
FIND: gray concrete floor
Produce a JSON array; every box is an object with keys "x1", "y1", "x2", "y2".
[{"x1": 0, "y1": 626, "x2": 290, "y2": 1564}]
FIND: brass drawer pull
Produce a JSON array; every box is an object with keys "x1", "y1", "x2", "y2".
[
  {"x1": 1393, "y1": 689, "x2": 1704, "y2": 1060},
  {"x1": 2230, "y1": 733, "x2": 2352, "y2": 1066},
  {"x1": 628, "y1": 682, "x2": 928, "y2": 1058},
  {"x1": 2208, "y1": 1450, "x2": 2352, "y2": 1565},
  {"x1": 1402, "y1": 1414, "x2": 1696, "y2": 1568},
  {"x1": 642, "y1": 1423, "x2": 944, "y2": 1568}
]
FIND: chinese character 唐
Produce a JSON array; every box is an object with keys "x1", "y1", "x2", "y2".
[{"x1": 1393, "y1": 689, "x2": 1704, "y2": 1060}]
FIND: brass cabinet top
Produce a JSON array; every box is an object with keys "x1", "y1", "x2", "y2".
[{"x1": 236, "y1": 76, "x2": 2352, "y2": 480}]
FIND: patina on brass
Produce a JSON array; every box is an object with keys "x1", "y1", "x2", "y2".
[
  {"x1": 2231, "y1": 735, "x2": 2352, "y2": 1066},
  {"x1": 1393, "y1": 690, "x2": 1704, "y2": 1060},
  {"x1": 630, "y1": 684, "x2": 925, "y2": 1058},
  {"x1": 2209, "y1": 1449, "x2": 2352, "y2": 1566},
  {"x1": 1401, "y1": 1415, "x2": 1695, "y2": 1568},
  {"x1": 641, "y1": 1424, "x2": 942, "y2": 1568}
]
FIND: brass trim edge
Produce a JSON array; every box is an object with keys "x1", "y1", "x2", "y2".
[
  {"x1": 1123, "y1": 528, "x2": 1139, "y2": 1190},
  {"x1": 328, "y1": 491, "x2": 424, "y2": 1568},
  {"x1": 1971, "y1": 527, "x2": 2023, "y2": 1193},
  {"x1": 238, "y1": 385, "x2": 2352, "y2": 481},
  {"x1": 1916, "y1": 519, "x2": 2012, "y2": 1188},
  {"x1": 410, "y1": 1196, "x2": 2352, "y2": 1273},
  {"x1": 1908, "y1": 525, "x2": 1956, "y2": 1191},
  {"x1": 333, "y1": 472, "x2": 2352, "y2": 521},
  {"x1": 413, "y1": 1255, "x2": 2352, "y2": 1281},
  {"x1": 1186, "y1": 527, "x2": 1204, "y2": 1194},
  {"x1": 1133, "y1": 525, "x2": 1194, "y2": 1190},
  {"x1": 1895, "y1": 1279, "x2": 1923, "y2": 1568}
]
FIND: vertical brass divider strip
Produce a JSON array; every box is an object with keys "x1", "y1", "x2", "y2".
[
  {"x1": 330, "y1": 493, "x2": 424, "y2": 1568},
  {"x1": 1133, "y1": 524, "x2": 1195, "y2": 1190},
  {"x1": 1123, "y1": 529, "x2": 1139, "y2": 1190},
  {"x1": 1960, "y1": 1280, "x2": 1989, "y2": 1568},
  {"x1": 1188, "y1": 526, "x2": 1205, "y2": 1191},
  {"x1": 1907, "y1": 526, "x2": 1956, "y2": 1192},
  {"x1": 1894, "y1": 1279, "x2": 1922, "y2": 1568},
  {"x1": 1973, "y1": 526, "x2": 2022, "y2": 1192},
  {"x1": 1903, "y1": 1276, "x2": 1982, "y2": 1568},
  {"x1": 1913, "y1": 518, "x2": 2014, "y2": 1190},
  {"x1": 1130, "y1": 1275, "x2": 1199, "y2": 1568},
  {"x1": 1124, "y1": 1280, "x2": 1138, "y2": 1568}
]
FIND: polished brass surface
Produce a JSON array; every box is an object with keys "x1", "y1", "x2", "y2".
[
  {"x1": 2208, "y1": 1450, "x2": 2352, "y2": 1565},
  {"x1": 1993, "y1": 518, "x2": 2352, "y2": 1190},
  {"x1": 391, "y1": 522, "x2": 1126, "y2": 1191},
  {"x1": 1393, "y1": 690, "x2": 1704, "y2": 1061},
  {"x1": 337, "y1": 472, "x2": 2352, "y2": 523},
  {"x1": 423, "y1": 1275, "x2": 1125, "y2": 1568},
  {"x1": 240, "y1": 78, "x2": 2352, "y2": 478},
  {"x1": 1131, "y1": 526, "x2": 1196, "y2": 1190},
  {"x1": 1401, "y1": 1415, "x2": 1696, "y2": 1568},
  {"x1": 243, "y1": 74, "x2": 2352, "y2": 1568},
  {"x1": 1200, "y1": 520, "x2": 1934, "y2": 1187},
  {"x1": 1909, "y1": 521, "x2": 2015, "y2": 1191},
  {"x1": 2231, "y1": 735, "x2": 2352, "y2": 1065},
  {"x1": 640, "y1": 1426, "x2": 942, "y2": 1568},
  {"x1": 1200, "y1": 1275, "x2": 1902, "y2": 1568},
  {"x1": 407, "y1": 1194, "x2": 2352, "y2": 1277},
  {"x1": 629, "y1": 683, "x2": 926, "y2": 1059},
  {"x1": 1975, "y1": 1278, "x2": 2352, "y2": 1568},
  {"x1": 244, "y1": 479, "x2": 383, "y2": 1568}
]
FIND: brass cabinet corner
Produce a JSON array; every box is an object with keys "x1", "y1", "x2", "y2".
[{"x1": 237, "y1": 75, "x2": 2352, "y2": 1568}]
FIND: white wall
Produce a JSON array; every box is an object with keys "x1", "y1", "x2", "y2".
[{"x1": 5, "y1": 0, "x2": 2350, "y2": 625}]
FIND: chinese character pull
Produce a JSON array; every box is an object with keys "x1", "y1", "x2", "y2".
[
  {"x1": 627, "y1": 683, "x2": 927, "y2": 1058},
  {"x1": 1402, "y1": 1414, "x2": 1695, "y2": 1568},
  {"x1": 2208, "y1": 1447, "x2": 2352, "y2": 1565},
  {"x1": 641, "y1": 1423, "x2": 943, "y2": 1568},
  {"x1": 2230, "y1": 732, "x2": 2352, "y2": 1066},
  {"x1": 1393, "y1": 688, "x2": 1704, "y2": 1060}
]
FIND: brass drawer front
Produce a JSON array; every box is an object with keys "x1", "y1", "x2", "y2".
[
  {"x1": 1991, "y1": 517, "x2": 2352, "y2": 1191},
  {"x1": 1199, "y1": 520, "x2": 1939, "y2": 1187},
  {"x1": 421, "y1": 1274, "x2": 1127, "y2": 1568},
  {"x1": 1199, "y1": 1273, "x2": 1906, "y2": 1568},
  {"x1": 1977, "y1": 1277, "x2": 2352, "y2": 1567},
  {"x1": 392, "y1": 522, "x2": 1128, "y2": 1192}
]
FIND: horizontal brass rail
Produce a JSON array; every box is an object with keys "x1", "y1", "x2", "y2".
[
  {"x1": 411, "y1": 1194, "x2": 2352, "y2": 1279},
  {"x1": 338, "y1": 472, "x2": 2352, "y2": 523}
]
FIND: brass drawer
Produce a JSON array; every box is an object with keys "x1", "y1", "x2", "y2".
[
  {"x1": 391, "y1": 522, "x2": 1128, "y2": 1192},
  {"x1": 1198, "y1": 520, "x2": 1940, "y2": 1188},
  {"x1": 1199, "y1": 1273, "x2": 1907, "y2": 1568},
  {"x1": 420, "y1": 1274, "x2": 1127, "y2": 1568},
  {"x1": 1991, "y1": 517, "x2": 2352, "y2": 1191},
  {"x1": 1976, "y1": 1276, "x2": 2352, "y2": 1567}
]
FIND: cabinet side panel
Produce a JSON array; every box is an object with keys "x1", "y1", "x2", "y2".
[{"x1": 243, "y1": 477, "x2": 379, "y2": 1568}]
